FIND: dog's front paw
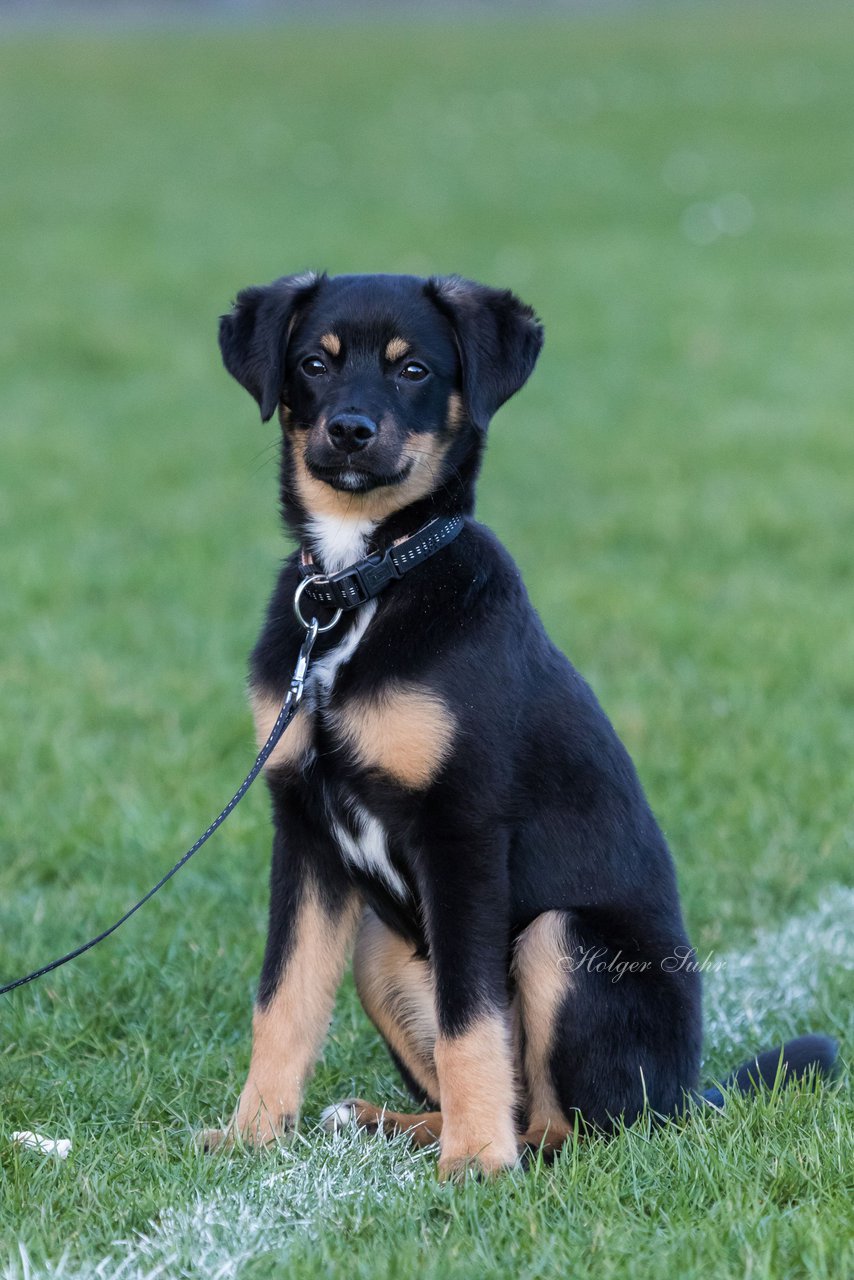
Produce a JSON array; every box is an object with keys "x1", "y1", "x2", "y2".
[
  {"x1": 437, "y1": 1152, "x2": 518, "y2": 1181},
  {"x1": 195, "y1": 1111, "x2": 297, "y2": 1153},
  {"x1": 438, "y1": 1135, "x2": 519, "y2": 1181}
]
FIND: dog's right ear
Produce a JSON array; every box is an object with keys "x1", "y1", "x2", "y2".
[{"x1": 219, "y1": 272, "x2": 323, "y2": 422}]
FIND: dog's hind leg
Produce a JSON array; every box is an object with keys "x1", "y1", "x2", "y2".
[
  {"x1": 516, "y1": 908, "x2": 702, "y2": 1142},
  {"x1": 352, "y1": 907, "x2": 441, "y2": 1104},
  {"x1": 321, "y1": 908, "x2": 445, "y2": 1145},
  {"x1": 512, "y1": 911, "x2": 575, "y2": 1157},
  {"x1": 321, "y1": 1098, "x2": 443, "y2": 1147}
]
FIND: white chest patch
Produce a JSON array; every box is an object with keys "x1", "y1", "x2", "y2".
[
  {"x1": 302, "y1": 512, "x2": 406, "y2": 898},
  {"x1": 307, "y1": 512, "x2": 376, "y2": 575},
  {"x1": 303, "y1": 512, "x2": 377, "y2": 707},
  {"x1": 331, "y1": 800, "x2": 408, "y2": 899},
  {"x1": 307, "y1": 600, "x2": 377, "y2": 707}
]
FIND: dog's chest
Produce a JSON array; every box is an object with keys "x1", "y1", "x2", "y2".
[
  {"x1": 299, "y1": 517, "x2": 408, "y2": 899},
  {"x1": 300, "y1": 513, "x2": 377, "y2": 714},
  {"x1": 308, "y1": 617, "x2": 411, "y2": 898}
]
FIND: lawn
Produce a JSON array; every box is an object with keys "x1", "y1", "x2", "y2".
[{"x1": 1, "y1": 5, "x2": 852, "y2": 1277}]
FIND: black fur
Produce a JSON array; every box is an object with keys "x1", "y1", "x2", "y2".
[
  {"x1": 217, "y1": 271, "x2": 836, "y2": 1148},
  {"x1": 423, "y1": 276, "x2": 543, "y2": 430},
  {"x1": 219, "y1": 273, "x2": 323, "y2": 422},
  {"x1": 700, "y1": 1034, "x2": 838, "y2": 1109}
]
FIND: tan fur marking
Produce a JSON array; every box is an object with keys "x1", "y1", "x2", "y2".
[
  {"x1": 353, "y1": 909, "x2": 439, "y2": 1099},
  {"x1": 333, "y1": 683, "x2": 455, "y2": 790},
  {"x1": 340, "y1": 914, "x2": 576, "y2": 1169},
  {"x1": 434, "y1": 1015, "x2": 518, "y2": 1177},
  {"x1": 251, "y1": 689, "x2": 312, "y2": 771},
  {"x1": 446, "y1": 391, "x2": 464, "y2": 431},
  {"x1": 339, "y1": 1100, "x2": 443, "y2": 1147},
  {"x1": 512, "y1": 911, "x2": 572, "y2": 1140},
  {"x1": 289, "y1": 430, "x2": 450, "y2": 523},
  {"x1": 398, "y1": 429, "x2": 453, "y2": 505},
  {"x1": 384, "y1": 336, "x2": 410, "y2": 363},
  {"x1": 319, "y1": 332, "x2": 341, "y2": 357},
  {"x1": 210, "y1": 892, "x2": 360, "y2": 1147},
  {"x1": 519, "y1": 1119, "x2": 574, "y2": 1155},
  {"x1": 335, "y1": 1100, "x2": 572, "y2": 1159},
  {"x1": 290, "y1": 437, "x2": 363, "y2": 520}
]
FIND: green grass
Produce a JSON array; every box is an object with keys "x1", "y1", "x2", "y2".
[{"x1": 1, "y1": 5, "x2": 852, "y2": 1276}]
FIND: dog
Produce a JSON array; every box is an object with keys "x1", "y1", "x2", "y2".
[{"x1": 199, "y1": 271, "x2": 836, "y2": 1177}]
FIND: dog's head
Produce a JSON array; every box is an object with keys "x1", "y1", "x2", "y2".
[{"x1": 219, "y1": 272, "x2": 543, "y2": 525}]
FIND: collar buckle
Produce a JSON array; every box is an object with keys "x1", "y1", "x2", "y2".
[{"x1": 356, "y1": 547, "x2": 404, "y2": 598}]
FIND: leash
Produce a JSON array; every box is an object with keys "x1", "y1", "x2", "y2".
[
  {"x1": 0, "y1": 511, "x2": 465, "y2": 998},
  {"x1": 0, "y1": 619, "x2": 320, "y2": 998}
]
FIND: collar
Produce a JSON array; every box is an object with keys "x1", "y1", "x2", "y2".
[{"x1": 298, "y1": 513, "x2": 465, "y2": 612}]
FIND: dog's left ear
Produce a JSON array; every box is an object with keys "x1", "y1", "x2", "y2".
[
  {"x1": 425, "y1": 276, "x2": 544, "y2": 430},
  {"x1": 219, "y1": 272, "x2": 323, "y2": 422}
]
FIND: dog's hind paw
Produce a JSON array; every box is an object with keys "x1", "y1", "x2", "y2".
[
  {"x1": 320, "y1": 1100, "x2": 359, "y2": 1133},
  {"x1": 195, "y1": 1126, "x2": 230, "y2": 1153}
]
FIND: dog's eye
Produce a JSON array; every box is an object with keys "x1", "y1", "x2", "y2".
[
  {"x1": 399, "y1": 362, "x2": 430, "y2": 382},
  {"x1": 301, "y1": 357, "x2": 328, "y2": 378}
]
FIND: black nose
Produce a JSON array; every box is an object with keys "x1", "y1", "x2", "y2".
[{"x1": 326, "y1": 413, "x2": 378, "y2": 453}]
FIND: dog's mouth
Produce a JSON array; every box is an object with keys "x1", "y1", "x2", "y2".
[{"x1": 306, "y1": 458, "x2": 414, "y2": 493}]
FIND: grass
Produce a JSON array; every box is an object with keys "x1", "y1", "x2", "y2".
[{"x1": 0, "y1": 4, "x2": 852, "y2": 1276}]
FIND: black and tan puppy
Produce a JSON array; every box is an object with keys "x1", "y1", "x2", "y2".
[{"x1": 201, "y1": 272, "x2": 835, "y2": 1177}]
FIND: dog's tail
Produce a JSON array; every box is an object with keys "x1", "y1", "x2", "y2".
[{"x1": 698, "y1": 1034, "x2": 838, "y2": 1108}]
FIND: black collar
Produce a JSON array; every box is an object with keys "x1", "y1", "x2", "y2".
[{"x1": 299, "y1": 513, "x2": 465, "y2": 611}]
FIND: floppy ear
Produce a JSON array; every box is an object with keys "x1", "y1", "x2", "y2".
[
  {"x1": 425, "y1": 276, "x2": 544, "y2": 430},
  {"x1": 219, "y1": 272, "x2": 323, "y2": 422}
]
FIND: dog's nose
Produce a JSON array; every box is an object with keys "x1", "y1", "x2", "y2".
[{"x1": 326, "y1": 414, "x2": 378, "y2": 453}]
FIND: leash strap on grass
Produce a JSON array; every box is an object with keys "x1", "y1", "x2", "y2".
[{"x1": 0, "y1": 620, "x2": 320, "y2": 998}]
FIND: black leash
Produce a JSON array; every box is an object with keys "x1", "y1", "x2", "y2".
[
  {"x1": 1, "y1": 511, "x2": 466, "y2": 999},
  {"x1": 0, "y1": 620, "x2": 320, "y2": 997}
]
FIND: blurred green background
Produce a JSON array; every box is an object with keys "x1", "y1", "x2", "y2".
[
  {"x1": 0, "y1": 5, "x2": 852, "y2": 1276},
  {"x1": 2, "y1": 4, "x2": 851, "y2": 945}
]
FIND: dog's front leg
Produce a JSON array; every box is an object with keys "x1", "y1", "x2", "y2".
[
  {"x1": 203, "y1": 798, "x2": 359, "y2": 1149},
  {"x1": 422, "y1": 835, "x2": 518, "y2": 1179}
]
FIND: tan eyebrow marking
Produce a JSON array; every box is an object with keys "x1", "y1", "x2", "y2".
[
  {"x1": 384, "y1": 337, "x2": 410, "y2": 363},
  {"x1": 319, "y1": 333, "x2": 341, "y2": 357}
]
